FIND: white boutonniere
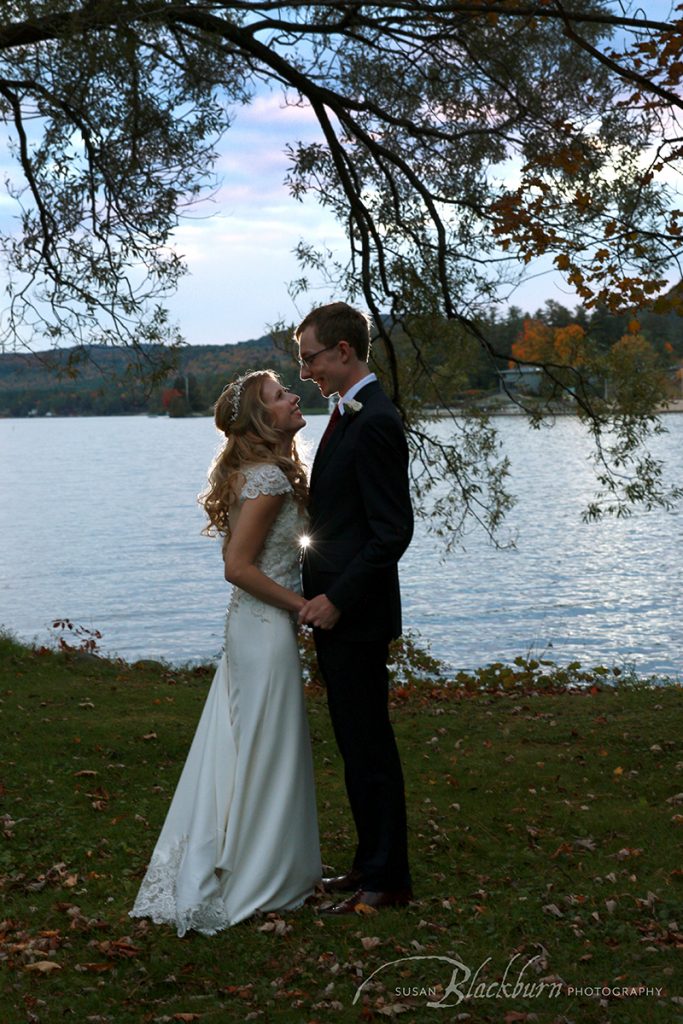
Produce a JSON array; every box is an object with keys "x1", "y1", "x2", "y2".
[{"x1": 344, "y1": 398, "x2": 363, "y2": 415}]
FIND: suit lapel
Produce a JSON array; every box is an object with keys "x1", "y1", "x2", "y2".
[
  {"x1": 311, "y1": 407, "x2": 349, "y2": 487},
  {"x1": 310, "y1": 381, "x2": 381, "y2": 491}
]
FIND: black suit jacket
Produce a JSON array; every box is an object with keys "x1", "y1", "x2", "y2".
[{"x1": 302, "y1": 381, "x2": 413, "y2": 641}]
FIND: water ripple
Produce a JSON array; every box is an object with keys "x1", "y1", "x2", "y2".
[{"x1": 0, "y1": 413, "x2": 681, "y2": 676}]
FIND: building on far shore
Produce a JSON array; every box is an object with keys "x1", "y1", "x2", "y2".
[{"x1": 498, "y1": 366, "x2": 544, "y2": 396}]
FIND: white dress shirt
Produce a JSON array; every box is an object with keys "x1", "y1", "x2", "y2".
[{"x1": 338, "y1": 373, "x2": 377, "y2": 414}]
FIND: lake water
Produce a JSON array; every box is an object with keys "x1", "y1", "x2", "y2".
[{"x1": 0, "y1": 413, "x2": 681, "y2": 677}]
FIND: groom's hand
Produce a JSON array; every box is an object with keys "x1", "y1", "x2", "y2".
[{"x1": 298, "y1": 595, "x2": 341, "y2": 630}]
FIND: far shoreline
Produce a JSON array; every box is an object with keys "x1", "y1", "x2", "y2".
[{"x1": 4, "y1": 398, "x2": 683, "y2": 420}]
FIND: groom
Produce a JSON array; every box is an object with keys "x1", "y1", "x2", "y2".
[{"x1": 296, "y1": 302, "x2": 414, "y2": 914}]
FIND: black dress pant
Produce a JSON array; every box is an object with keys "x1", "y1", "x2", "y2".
[{"x1": 314, "y1": 632, "x2": 411, "y2": 892}]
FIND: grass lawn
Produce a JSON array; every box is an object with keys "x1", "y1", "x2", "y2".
[{"x1": 1, "y1": 633, "x2": 682, "y2": 1023}]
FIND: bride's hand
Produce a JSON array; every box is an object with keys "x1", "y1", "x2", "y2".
[{"x1": 298, "y1": 595, "x2": 341, "y2": 630}]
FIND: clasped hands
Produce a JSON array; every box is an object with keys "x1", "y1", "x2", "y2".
[{"x1": 298, "y1": 594, "x2": 341, "y2": 630}]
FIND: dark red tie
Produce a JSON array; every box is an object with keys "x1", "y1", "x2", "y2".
[{"x1": 318, "y1": 404, "x2": 341, "y2": 453}]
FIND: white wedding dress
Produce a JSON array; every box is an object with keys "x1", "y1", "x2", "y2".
[{"x1": 130, "y1": 464, "x2": 321, "y2": 935}]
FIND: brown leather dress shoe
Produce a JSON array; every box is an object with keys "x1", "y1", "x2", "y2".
[
  {"x1": 320, "y1": 869, "x2": 363, "y2": 894},
  {"x1": 321, "y1": 888, "x2": 413, "y2": 915}
]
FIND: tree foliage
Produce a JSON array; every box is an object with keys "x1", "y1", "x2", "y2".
[{"x1": 1, "y1": 2, "x2": 682, "y2": 535}]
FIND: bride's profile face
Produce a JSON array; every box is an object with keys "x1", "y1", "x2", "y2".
[{"x1": 260, "y1": 376, "x2": 306, "y2": 436}]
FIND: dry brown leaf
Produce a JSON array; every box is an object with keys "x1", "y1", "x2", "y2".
[
  {"x1": 24, "y1": 960, "x2": 61, "y2": 973},
  {"x1": 94, "y1": 937, "x2": 142, "y2": 958},
  {"x1": 256, "y1": 919, "x2": 291, "y2": 935},
  {"x1": 360, "y1": 935, "x2": 381, "y2": 949},
  {"x1": 354, "y1": 902, "x2": 378, "y2": 915},
  {"x1": 542, "y1": 903, "x2": 563, "y2": 918}
]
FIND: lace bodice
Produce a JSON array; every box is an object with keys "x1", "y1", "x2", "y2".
[{"x1": 228, "y1": 464, "x2": 307, "y2": 620}]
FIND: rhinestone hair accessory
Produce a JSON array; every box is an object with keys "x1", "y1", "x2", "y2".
[{"x1": 226, "y1": 375, "x2": 247, "y2": 426}]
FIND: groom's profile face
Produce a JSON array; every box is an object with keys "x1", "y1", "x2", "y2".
[{"x1": 298, "y1": 326, "x2": 343, "y2": 398}]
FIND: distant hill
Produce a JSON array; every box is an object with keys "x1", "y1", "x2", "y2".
[
  {"x1": 1, "y1": 297, "x2": 681, "y2": 417},
  {"x1": 0, "y1": 335, "x2": 328, "y2": 417}
]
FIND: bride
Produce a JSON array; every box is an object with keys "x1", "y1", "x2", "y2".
[{"x1": 130, "y1": 370, "x2": 321, "y2": 935}]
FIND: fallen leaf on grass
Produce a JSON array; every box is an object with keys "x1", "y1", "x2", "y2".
[
  {"x1": 73, "y1": 770, "x2": 98, "y2": 778},
  {"x1": 361, "y1": 936, "x2": 381, "y2": 950},
  {"x1": 143, "y1": 732, "x2": 158, "y2": 741},
  {"x1": 75, "y1": 962, "x2": 114, "y2": 973},
  {"x1": 91, "y1": 937, "x2": 142, "y2": 958},
  {"x1": 1, "y1": 813, "x2": 16, "y2": 838},
  {"x1": 354, "y1": 902, "x2": 378, "y2": 916},
  {"x1": 86, "y1": 787, "x2": 110, "y2": 812},
  {"x1": 218, "y1": 985, "x2": 253, "y2": 999},
  {"x1": 666, "y1": 793, "x2": 683, "y2": 805},
  {"x1": 550, "y1": 842, "x2": 573, "y2": 859},
  {"x1": 256, "y1": 919, "x2": 291, "y2": 935},
  {"x1": 24, "y1": 960, "x2": 61, "y2": 973},
  {"x1": 635, "y1": 892, "x2": 657, "y2": 911},
  {"x1": 635, "y1": 920, "x2": 683, "y2": 947},
  {"x1": 543, "y1": 903, "x2": 564, "y2": 918}
]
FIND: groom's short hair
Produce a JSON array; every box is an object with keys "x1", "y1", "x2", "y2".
[{"x1": 295, "y1": 302, "x2": 370, "y2": 361}]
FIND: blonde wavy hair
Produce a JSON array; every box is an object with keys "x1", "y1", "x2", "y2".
[{"x1": 199, "y1": 369, "x2": 308, "y2": 539}]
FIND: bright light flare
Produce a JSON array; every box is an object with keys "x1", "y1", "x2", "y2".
[{"x1": 299, "y1": 534, "x2": 311, "y2": 549}]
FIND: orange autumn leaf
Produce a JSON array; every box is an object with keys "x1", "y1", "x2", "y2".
[
  {"x1": 553, "y1": 323, "x2": 588, "y2": 366},
  {"x1": 354, "y1": 902, "x2": 378, "y2": 915},
  {"x1": 511, "y1": 318, "x2": 554, "y2": 363}
]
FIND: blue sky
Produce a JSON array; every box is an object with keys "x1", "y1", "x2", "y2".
[
  {"x1": 164, "y1": 89, "x2": 580, "y2": 346},
  {"x1": 163, "y1": 91, "x2": 347, "y2": 345},
  {"x1": 0, "y1": 2, "x2": 678, "y2": 348},
  {"x1": 158, "y1": 0, "x2": 683, "y2": 345}
]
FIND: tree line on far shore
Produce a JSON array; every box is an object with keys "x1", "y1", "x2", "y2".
[{"x1": 1, "y1": 300, "x2": 681, "y2": 419}]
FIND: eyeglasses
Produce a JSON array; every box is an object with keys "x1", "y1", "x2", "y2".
[{"x1": 298, "y1": 341, "x2": 339, "y2": 369}]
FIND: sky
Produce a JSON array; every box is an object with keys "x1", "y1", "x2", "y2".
[
  {"x1": 163, "y1": 92, "x2": 348, "y2": 345},
  {"x1": 0, "y1": 1, "x2": 678, "y2": 349},
  {"x1": 160, "y1": 0, "x2": 680, "y2": 346},
  {"x1": 163, "y1": 90, "x2": 580, "y2": 346}
]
